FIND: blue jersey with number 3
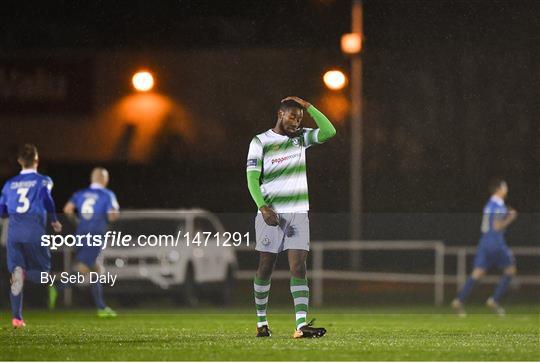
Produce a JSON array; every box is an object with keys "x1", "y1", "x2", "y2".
[
  {"x1": 69, "y1": 186, "x2": 119, "y2": 235},
  {"x1": 0, "y1": 170, "x2": 57, "y2": 243}
]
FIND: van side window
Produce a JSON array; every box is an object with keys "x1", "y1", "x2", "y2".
[{"x1": 194, "y1": 217, "x2": 217, "y2": 234}]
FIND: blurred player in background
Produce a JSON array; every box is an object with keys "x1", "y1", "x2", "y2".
[
  {"x1": 246, "y1": 96, "x2": 336, "y2": 338},
  {"x1": 48, "y1": 167, "x2": 119, "y2": 317},
  {"x1": 0, "y1": 144, "x2": 62, "y2": 328},
  {"x1": 452, "y1": 178, "x2": 518, "y2": 316}
]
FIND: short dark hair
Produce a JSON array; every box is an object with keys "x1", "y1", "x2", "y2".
[
  {"x1": 488, "y1": 177, "x2": 506, "y2": 194},
  {"x1": 18, "y1": 143, "x2": 38, "y2": 168},
  {"x1": 279, "y1": 99, "x2": 304, "y2": 112}
]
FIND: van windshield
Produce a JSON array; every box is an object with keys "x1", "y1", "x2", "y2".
[{"x1": 110, "y1": 218, "x2": 185, "y2": 236}]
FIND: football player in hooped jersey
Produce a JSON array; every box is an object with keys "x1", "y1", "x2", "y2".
[
  {"x1": 246, "y1": 96, "x2": 336, "y2": 338},
  {"x1": 0, "y1": 144, "x2": 62, "y2": 328},
  {"x1": 452, "y1": 179, "x2": 518, "y2": 317},
  {"x1": 48, "y1": 167, "x2": 119, "y2": 318}
]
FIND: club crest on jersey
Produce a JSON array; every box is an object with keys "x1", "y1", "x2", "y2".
[
  {"x1": 262, "y1": 237, "x2": 271, "y2": 246},
  {"x1": 292, "y1": 138, "x2": 301, "y2": 147}
]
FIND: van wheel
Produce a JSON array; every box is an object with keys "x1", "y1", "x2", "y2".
[
  {"x1": 214, "y1": 265, "x2": 235, "y2": 306},
  {"x1": 179, "y1": 264, "x2": 198, "y2": 307},
  {"x1": 119, "y1": 294, "x2": 140, "y2": 307}
]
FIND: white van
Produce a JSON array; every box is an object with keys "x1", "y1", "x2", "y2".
[{"x1": 101, "y1": 209, "x2": 238, "y2": 306}]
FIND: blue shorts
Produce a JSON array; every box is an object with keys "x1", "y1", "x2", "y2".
[
  {"x1": 473, "y1": 245, "x2": 515, "y2": 270},
  {"x1": 75, "y1": 246, "x2": 102, "y2": 268},
  {"x1": 7, "y1": 240, "x2": 51, "y2": 273}
]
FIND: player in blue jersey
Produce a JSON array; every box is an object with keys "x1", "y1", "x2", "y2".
[
  {"x1": 0, "y1": 144, "x2": 62, "y2": 328},
  {"x1": 48, "y1": 167, "x2": 119, "y2": 317},
  {"x1": 452, "y1": 178, "x2": 517, "y2": 316}
]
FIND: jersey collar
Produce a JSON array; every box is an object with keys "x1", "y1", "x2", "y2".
[
  {"x1": 268, "y1": 129, "x2": 288, "y2": 138},
  {"x1": 90, "y1": 183, "x2": 105, "y2": 189},
  {"x1": 490, "y1": 195, "x2": 505, "y2": 206},
  {"x1": 20, "y1": 168, "x2": 37, "y2": 174}
]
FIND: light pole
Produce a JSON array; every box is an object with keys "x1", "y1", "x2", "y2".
[{"x1": 341, "y1": 0, "x2": 363, "y2": 269}]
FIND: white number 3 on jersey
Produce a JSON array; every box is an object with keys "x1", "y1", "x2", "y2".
[
  {"x1": 16, "y1": 187, "x2": 31, "y2": 213},
  {"x1": 81, "y1": 198, "x2": 96, "y2": 220}
]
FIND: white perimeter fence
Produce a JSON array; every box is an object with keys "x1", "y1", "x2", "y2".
[{"x1": 235, "y1": 241, "x2": 540, "y2": 306}]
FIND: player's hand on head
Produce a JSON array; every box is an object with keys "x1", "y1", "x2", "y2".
[
  {"x1": 281, "y1": 96, "x2": 311, "y2": 110},
  {"x1": 260, "y1": 205, "x2": 279, "y2": 226},
  {"x1": 51, "y1": 221, "x2": 62, "y2": 233}
]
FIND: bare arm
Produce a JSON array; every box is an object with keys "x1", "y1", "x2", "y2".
[
  {"x1": 493, "y1": 208, "x2": 517, "y2": 231},
  {"x1": 63, "y1": 201, "x2": 77, "y2": 225},
  {"x1": 108, "y1": 208, "x2": 120, "y2": 222}
]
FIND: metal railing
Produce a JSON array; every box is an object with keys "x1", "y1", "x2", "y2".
[
  {"x1": 445, "y1": 246, "x2": 540, "y2": 290},
  {"x1": 236, "y1": 240, "x2": 446, "y2": 306},
  {"x1": 236, "y1": 241, "x2": 540, "y2": 306},
  {"x1": 52, "y1": 240, "x2": 540, "y2": 307}
]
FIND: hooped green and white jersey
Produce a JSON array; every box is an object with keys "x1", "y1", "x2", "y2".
[{"x1": 246, "y1": 128, "x2": 321, "y2": 213}]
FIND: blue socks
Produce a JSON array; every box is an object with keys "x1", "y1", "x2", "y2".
[
  {"x1": 55, "y1": 271, "x2": 106, "y2": 309},
  {"x1": 55, "y1": 279, "x2": 70, "y2": 291},
  {"x1": 9, "y1": 269, "x2": 107, "y2": 319},
  {"x1": 24, "y1": 270, "x2": 42, "y2": 284},
  {"x1": 10, "y1": 291, "x2": 23, "y2": 320},
  {"x1": 10, "y1": 269, "x2": 45, "y2": 320},
  {"x1": 10, "y1": 267, "x2": 25, "y2": 320},
  {"x1": 91, "y1": 282, "x2": 106, "y2": 309},
  {"x1": 493, "y1": 274, "x2": 512, "y2": 302},
  {"x1": 459, "y1": 274, "x2": 512, "y2": 303},
  {"x1": 458, "y1": 277, "x2": 477, "y2": 302}
]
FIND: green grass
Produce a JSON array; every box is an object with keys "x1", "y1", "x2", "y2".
[{"x1": 1, "y1": 306, "x2": 539, "y2": 361}]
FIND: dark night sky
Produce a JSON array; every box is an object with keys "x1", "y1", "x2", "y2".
[
  {"x1": 2, "y1": 0, "x2": 538, "y2": 50},
  {"x1": 0, "y1": 0, "x2": 538, "y2": 218}
]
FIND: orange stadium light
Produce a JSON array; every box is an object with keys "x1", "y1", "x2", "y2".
[
  {"x1": 132, "y1": 71, "x2": 155, "y2": 92},
  {"x1": 323, "y1": 70, "x2": 347, "y2": 91},
  {"x1": 341, "y1": 32, "x2": 362, "y2": 55}
]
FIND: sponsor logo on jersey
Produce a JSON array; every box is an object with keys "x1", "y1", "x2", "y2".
[{"x1": 271, "y1": 153, "x2": 301, "y2": 165}]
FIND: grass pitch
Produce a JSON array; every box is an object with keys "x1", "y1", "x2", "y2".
[{"x1": 1, "y1": 306, "x2": 539, "y2": 361}]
